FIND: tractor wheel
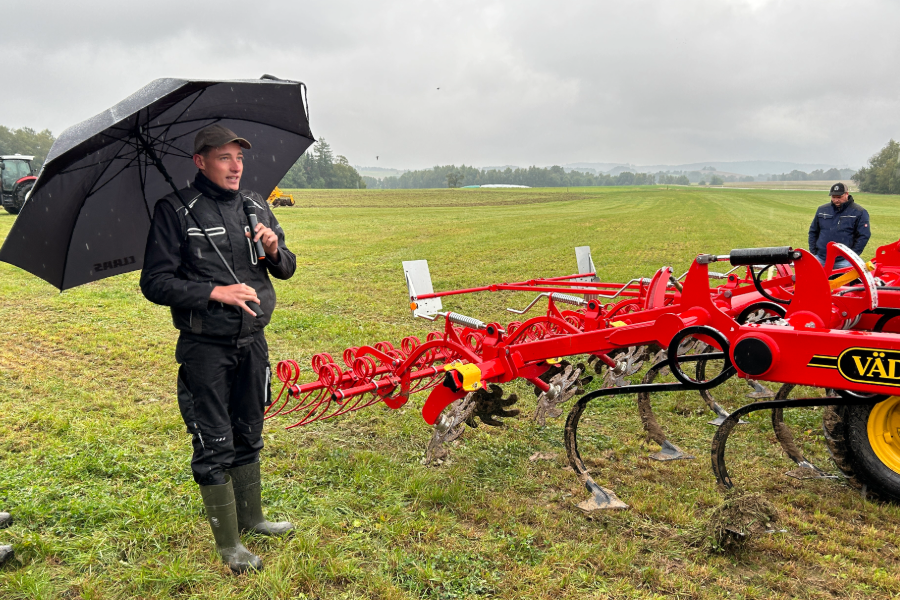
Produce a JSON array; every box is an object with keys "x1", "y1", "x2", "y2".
[
  {"x1": 823, "y1": 398, "x2": 900, "y2": 500},
  {"x1": 7, "y1": 180, "x2": 34, "y2": 214}
]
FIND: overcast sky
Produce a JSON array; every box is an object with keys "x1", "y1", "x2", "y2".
[{"x1": 3, "y1": 0, "x2": 897, "y2": 170}]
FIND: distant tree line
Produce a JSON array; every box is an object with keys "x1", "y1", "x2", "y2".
[
  {"x1": 279, "y1": 138, "x2": 366, "y2": 189},
  {"x1": 765, "y1": 167, "x2": 855, "y2": 182},
  {"x1": 0, "y1": 126, "x2": 366, "y2": 190},
  {"x1": 853, "y1": 139, "x2": 900, "y2": 194},
  {"x1": 657, "y1": 173, "x2": 692, "y2": 185},
  {"x1": 363, "y1": 164, "x2": 661, "y2": 189},
  {"x1": 0, "y1": 126, "x2": 55, "y2": 169}
]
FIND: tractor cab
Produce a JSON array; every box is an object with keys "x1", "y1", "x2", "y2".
[{"x1": 0, "y1": 155, "x2": 37, "y2": 214}]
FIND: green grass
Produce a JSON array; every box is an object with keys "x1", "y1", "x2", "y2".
[{"x1": 1, "y1": 185, "x2": 900, "y2": 599}]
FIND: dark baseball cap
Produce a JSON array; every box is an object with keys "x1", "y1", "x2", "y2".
[
  {"x1": 193, "y1": 124, "x2": 252, "y2": 155},
  {"x1": 829, "y1": 182, "x2": 848, "y2": 196}
]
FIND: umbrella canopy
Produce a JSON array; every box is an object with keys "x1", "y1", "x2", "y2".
[{"x1": 0, "y1": 76, "x2": 314, "y2": 290}]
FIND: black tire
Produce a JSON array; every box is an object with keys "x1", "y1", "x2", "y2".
[
  {"x1": 823, "y1": 402, "x2": 900, "y2": 501},
  {"x1": 7, "y1": 180, "x2": 34, "y2": 214}
]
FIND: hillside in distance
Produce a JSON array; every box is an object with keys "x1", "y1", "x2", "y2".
[{"x1": 565, "y1": 160, "x2": 854, "y2": 177}]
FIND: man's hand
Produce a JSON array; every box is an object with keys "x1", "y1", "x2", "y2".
[
  {"x1": 210, "y1": 283, "x2": 260, "y2": 316},
  {"x1": 248, "y1": 223, "x2": 279, "y2": 260}
]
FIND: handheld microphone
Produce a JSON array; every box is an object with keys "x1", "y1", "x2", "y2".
[
  {"x1": 248, "y1": 301, "x2": 265, "y2": 318},
  {"x1": 243, "y1": 199, "x2": 267, "y2": 261}
]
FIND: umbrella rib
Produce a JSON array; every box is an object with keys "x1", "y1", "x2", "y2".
[
  {"x1": 137, "y1": 110, "x2": 157, "y2": 222},
  {"x1": 56, "y1": 146, "x2": 142, "y2": 174},
  {"x1": 55, "y1": 142, "x2": 193, "y2": 175},
  {"x1": 85, "y1": 153, "x2": 144, "y2": 198},
  {"x1": 156, "y1": 88, "x2": 207, "y2": 138},
  {"x1": 145, "y1": 89, "x2": 210, "y2": 158}
]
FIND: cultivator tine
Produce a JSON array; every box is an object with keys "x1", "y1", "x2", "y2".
[
  {"x1": 746, "y1": 380, "x2": 776, "y2": 399},
  {"x1": 577, "y1": 479, "x2": 629, "y2": 512},
  {"x1": 771, "y1": 385, "x2": 837, "y2": 480},
  {"x1": 705, "y1": 403, "x2": 733, "y2": 427},
  {"x1": 650, "y1": 439, "x2": 694, "y2": 461},
  {"x1": 711, "y1": 394, "x2": 867, "y2": 491},
  {"x1": 636, "y1": 360, "x2": 695, "y2": 461},
  {"x1": 696, "y1": 347, "x2": 748, "y2": 426},
  {"x1": 565, "y1": 393, "x2": 628, "y2": 511}
]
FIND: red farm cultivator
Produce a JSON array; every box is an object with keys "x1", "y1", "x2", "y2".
[{"x1": 268, "y1": 240, "x2": 900, "y2": 511}]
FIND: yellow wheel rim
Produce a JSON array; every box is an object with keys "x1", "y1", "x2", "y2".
[{"x1": 867, "y1": 396, "x2": 900, "y2": 475}]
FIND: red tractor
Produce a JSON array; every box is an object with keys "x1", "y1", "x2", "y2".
[{"x1": 0, "y1": 154, "x2": 37, "y2": 215}]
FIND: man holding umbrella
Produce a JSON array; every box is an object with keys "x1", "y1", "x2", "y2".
[{"x1": 140, "y1": 124, "x2": 295, "y2": 573}]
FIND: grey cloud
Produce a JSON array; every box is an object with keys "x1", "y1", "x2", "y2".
[{"x1": 3, "y1": 0, "x2": 898, "y2": 170}]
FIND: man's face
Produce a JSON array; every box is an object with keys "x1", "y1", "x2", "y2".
[
  {"x1": 193, "y1": 142, "x2": 244, "y2": 190},
  {"x1": 831, "y1": 192, "x2": 850, "y2": 207}
]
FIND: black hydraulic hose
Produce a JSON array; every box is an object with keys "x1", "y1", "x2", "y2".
[{"x1": 751, "y1": 264, "x2": 791, "y2": 305}]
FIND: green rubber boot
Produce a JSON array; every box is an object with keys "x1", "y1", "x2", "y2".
[
  {"x1": 226, "y1": 462, "x2": 294, "y2": 536},
  {"x1": 199, "y1": 477, "x2": 263, "y2": 573},
  {"x1": 0, "y1": 511, "x2": 12, "y2": 568},
  {"x1": 0, "y1": 545, "x2": 12, "y2": 567}
]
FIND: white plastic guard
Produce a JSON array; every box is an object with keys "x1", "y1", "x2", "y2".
[
  {"x1": 573, "y1": 246, "x2": 599, "y2": 283},
  {"x1": 402, "y1": 260, "x2": 443, "y2": 317}
]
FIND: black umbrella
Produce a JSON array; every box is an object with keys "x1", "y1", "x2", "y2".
[{"x1": 0, "y1": 75, "x2": 314, "y2": 290}]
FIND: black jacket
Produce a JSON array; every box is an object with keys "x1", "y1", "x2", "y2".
[
  {"x1": 808, "y1": 197, "x2": 871, "y2": 261},
  {"x1": 140, "y1": 174, "x2": 296, "y2": 345}
]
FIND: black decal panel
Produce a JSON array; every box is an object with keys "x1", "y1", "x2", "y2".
[{"x1": 837, "y1": 347, "x2": 900, "y2": 387}]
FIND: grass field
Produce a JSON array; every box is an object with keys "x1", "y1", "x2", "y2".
[
  {"x1": 721, "y1": 180, "x2": 857, "y2": 192},
  {"x1": 2, "y1": 186, "x2": 900, "y2": 599}
]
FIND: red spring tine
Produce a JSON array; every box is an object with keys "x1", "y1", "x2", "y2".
[
  {"x1": 265, "y1": 380, "x2": 291, "y2": 418},
  {"x1": 507, "y1": 321, "x2": 522, "y2": 334},
  {"x1": 400, "y1": 336, "x2": 421, "y2": 357},
  {"x1": 353, "y1": 355, "x2": 377, "y2": 379},
  {"x1": 318, "y1": 362, "x2": 343, "y2": 389},
  {"x1": 286, "y1": 391, "x2": 331, "y2": 429},
  {"x1": 281, "y1": 389, "x2": 321, "y2": 416},
  {"x1": 311, "y1": 353, "x2": 334, "y2": 372},
  {"x1": 426, "y1": 331, "x2": 442, "y2": 342},
  {"x1": 374, "y1": 341, "x2": 395, "y2": 353},
  {"x1": 276, "y1": 360, "x2": 300, "y2": 384},
  {"x1": 343, "y1": 347, "x2": 359, "y2": 367},
  {"x1": 464, "y1": 331, "x2": 484, "y2": 352}
]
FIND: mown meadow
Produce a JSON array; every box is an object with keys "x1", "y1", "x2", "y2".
[{"x1": 1, "y1": 186, "x2": 900, "y2": 599}]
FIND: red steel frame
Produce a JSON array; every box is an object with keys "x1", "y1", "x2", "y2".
[{"x1": 269, "y1": 240, "x2": 900, "y2": 431}]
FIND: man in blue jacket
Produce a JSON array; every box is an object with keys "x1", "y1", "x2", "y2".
[{"x1": 808, "y1": 182, "x2": 871, "y2": 270}]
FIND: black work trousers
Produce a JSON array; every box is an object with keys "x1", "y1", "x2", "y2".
[{"x1": 175, "y1": 332, "x2": 271, "y2": 486}]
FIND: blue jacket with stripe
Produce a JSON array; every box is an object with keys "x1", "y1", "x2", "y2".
[{"x1": 808, "y1": 197, "x2": 871, "y2": 261}]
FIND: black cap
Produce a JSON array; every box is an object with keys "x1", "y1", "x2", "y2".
[
  {"x1": 193, "y1": 124, "x2": 252, "y2": 155},
  {"x1": 829, "y1": 182, "x2": 848, "y2": 196}
]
